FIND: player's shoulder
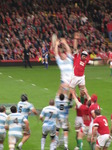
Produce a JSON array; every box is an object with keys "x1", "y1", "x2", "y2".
[{"x1": 0, "y1": 112, "x2": 8, "y2": 118}]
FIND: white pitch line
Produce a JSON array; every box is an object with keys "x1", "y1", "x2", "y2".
[
  {"x1": 19, "y1": 79, "x2": 24, "y2": 82},
  {"x1": 0, "y1": 72, "x2": 2, "y2": 75},
  {"x1": 32, "y1": 84, "x2": 36, "y2": 86},
  {"x1": 44, "y1": 88, "x2": 48, "y2": 90},
  {"x1": 8, "y1": 76, "x2": 12, "y2": 78}
]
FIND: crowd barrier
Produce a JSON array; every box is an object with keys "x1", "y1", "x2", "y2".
[{"x1": 0, "y1": 58, "x2": 107, "y2": 67}]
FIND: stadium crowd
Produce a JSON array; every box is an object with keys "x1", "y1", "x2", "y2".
[{"x1": 0, "y1": 0, "x2": 112, "y2": 62}]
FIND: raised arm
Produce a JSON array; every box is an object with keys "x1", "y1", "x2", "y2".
[
  {"x1": 73, "y1": 32, "x2": 80, "y2": 54},
  {"x1": 60, "y1": 38, "x2": 71, "y2": 54},
  {"x1": 54, "y1": 39, "x2": 60, "y2": 56}
]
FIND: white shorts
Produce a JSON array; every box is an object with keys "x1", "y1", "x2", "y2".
[
  {"x1": 75, "y1": 116, "x2": 83, "y2": 132},
  {"x1": 0, "y1": 132, "x2": 6, "y2": 142},
  {"x1": 70, "y1": 75, "x2": 85, "y2": 88},
  {"x1": 56, "y1": 118, "x2": 69, "y2": 130},
  {"x1": 80, "y1": 124, "x2": 91, "y2": 137},
  {"x1": 9, "y1": 136, "x2": 20, "y2": 145},
  {"x1": 96, "y1": 134, "x2": 111, "y2": 148},
  {"x1": 88, "y1": 120, "x2": 93, "y2": 136},
  {"x1": 42, "y1": 124, "x2": 56, "y2": 137},
  {"x1": 61, "y1": 76, "x2": 72, "y2": 85}
]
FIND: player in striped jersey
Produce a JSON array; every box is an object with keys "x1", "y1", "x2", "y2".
[
  {"x1": 55, "y1": 93, "x2": 70, "y2": 150},
  {"x1": 0, "y1": 106, "x2": 7, "y2": 150},
  {"x1": 54, "y1": 38, "x2": 73, "y2": 95},
  {"x1": 17, "y1": 94, "x2": 38, "y2": 150},
  {"x1": 5, "y1": 105, "x2": 29, "y2": 150},
  {"x1": 40, "y1": 99, "x2": 60, "y2": 150}
]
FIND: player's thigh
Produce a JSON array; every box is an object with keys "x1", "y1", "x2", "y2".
[
  {"x1": 23, "y1": 124, "x2": 31, "y2": 135},
  {"x1": 62, "y1": 118, "x2": 69, "y2": 130},
  {"x1": 75, "y1": 116, "x2": 83, "y2": 132},
  {"x1": 80, "y1": 124, "x2": 89, "y2": 137}
]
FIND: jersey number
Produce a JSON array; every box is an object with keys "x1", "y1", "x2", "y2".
[
  {"x1": 19, "y1": 106, "x2": 22, "y2": 113},
  {"x1": 49, "y1": 112, "x2": 53, "y2": 119},
  {"x1": 60, "y1": 104, "x2": 64, "y2": 110},
  {"x1": 14, "y1": 118, "x2": 18, "y2": 124},
  {"x1": 103, "y1": 119, "x2": 108, "y2": 126}
]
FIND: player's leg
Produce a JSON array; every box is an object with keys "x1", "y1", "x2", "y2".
[
  {"x1": 50, "y1": 135, "x2": 56, "y2": 150},
  {"x1": 74, "y1": 117, "x2": 83, "y2": 149},
  {"x1": 79, "y1": 85, "x2": 91, "y2": 101},
  {"x1": 63, "y1": 129, "x2": 68, "y2": 150},
  {"x1": 55, "y1": 127, "x2": 60, "y2": 148},
  {"x1": 77, "y1": 130, "x2": 84, "y2": 150},
  {"x1": 41, "y1": 134, "x2": 47, "y2": 150},
  {"x1": 50, "y1": 125, "x2": 57, "y2": 150},
  {"x1": 0, "y1": 133, "x2": 6, "y2": 150},
  {"x1": 17, "y1": 129, "x2": 30, "y2": 149},
  {"x1": 8, "y1": 136, "x2": 16, "y2": 150},
  {"x1": 45, "y1": 55, "x2": 48, "y2": 69},
  {"x1": 87, "y1": 121, "x2": 96, "y2": 150}
]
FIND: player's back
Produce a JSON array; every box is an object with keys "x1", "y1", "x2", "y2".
[
  {"x1": 93, "y1": 115, "x2": 110, "y2": 135},
  {"x1": 6, "y1": 113, "x2": 25, "y2": 138},
  {"x1": 55, "y1": 95, "x2": 69, "y2": 119},
  {"x1": 56, "y1": 55, "x2": 73, "y2": 77},
  {"x1": 41, "y1": 105, "x2": 59, "y2": 126},
  {"x1": 0, "y1": 113, "x2": 7, "y2": 134},
  {"x1": 17, "y1": 101, "x2": 33, "y2": 119}
]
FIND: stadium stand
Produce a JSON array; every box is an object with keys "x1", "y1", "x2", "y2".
[{"x1": 0, "y1": 0, "x2": 112, "y2": 63}]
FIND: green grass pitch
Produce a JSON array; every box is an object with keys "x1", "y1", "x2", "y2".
[{"x1": 0, "y1": 65, "x2": 112, "y2": 150}]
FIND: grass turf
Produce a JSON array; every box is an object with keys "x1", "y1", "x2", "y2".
[{"x1": 0, "y1": 65, "x2": 112, "y2": 150}]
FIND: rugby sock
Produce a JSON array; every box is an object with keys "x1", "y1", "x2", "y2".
[
  {"x1": 50, "y1": 141, "x2": 55, "y2": 150},
  {"x1": 64, "y1": 136, "x2": 68, "y2": 149},
  {"x1": 18, "y1": 142, "x2": 23, "y2": 148},
  {"x1": 77, "y1": 139, "x2": 83, "y2": 150},
  {"x1": 0, "y1": 144, "x2": 3, "y2": 150},
  {"x1": 80, "y1": 96, "x2": 84, "y2": 104},
  {"x1": 55, "y1": 135, "x2": 59, "y2": 147},
  {"x1": 41, "y1": 138, "x2": 46, "y2": 150},
  {"x1": 45, "y1": 62, "x2": 48, "y2": 69},
  {"x1": 92, "y1": 142, "x2": 95, "y2": 150},
  {"x1": 88, "y1": 141, "x2": 93, "y2": 150}
]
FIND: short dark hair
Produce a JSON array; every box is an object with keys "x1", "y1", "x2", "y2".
[
  {"x1": 95, "y1": 109, "x2": 101, "y2": 116},
  {"x1": 0, "y1": 106, "x2": 6, "y2": 112},
  {"x1": 59, "y1": 94, "x2": 65, "y2": 101},
  {"x1": 21, "y1": 94, "x2": 28, "y2": 102},
  {"x1": 10, "y1": 106, "x2": 17, "y2": 113},
  {"x1": 49, "y1": 99, "x2": 54, "y2": 106},
  {"x1": 87, "y1": 100, "x2": 91, "y2": 107}
]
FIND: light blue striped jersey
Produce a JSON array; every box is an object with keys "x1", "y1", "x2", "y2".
[
  {"x1": 0, "y1": 113, "x2": 7, "y2": 134},
  {"x1": 17, "y1": 101, "x2": 34, "y2": 119},
  {"x1": 5, "y1": 113, "x2": 27, "y2": 138},
  {"x1": 40, "y1": 106, "x2": 60, "y2": 126},
  {"x1": 55, "y1": 95, "x2": 69, "y2": 119},
  {"x1": 55, "y1": 54, "x2": 73, "y2": 81}
]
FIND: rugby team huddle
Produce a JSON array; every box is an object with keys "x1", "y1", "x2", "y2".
[{"x1": 0, "y1": 32, "x2": 112, "y2": 150}]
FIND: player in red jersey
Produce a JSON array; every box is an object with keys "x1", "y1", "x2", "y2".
[
  {"x1": 70, "y1": 32, "x2": 93, "y2": 103},
  {"x1": 92, "y1": 109, "x2": 111, "y2": 150},
  {"x1": 88, "y1": 94, "x2": 100, "y2": 150},
  {"x1": 73, "y1": 93, "x2": 92, "y2": 150},
  {"x1": 107, "y1": 51, "x2": 112, "y2": 76}
]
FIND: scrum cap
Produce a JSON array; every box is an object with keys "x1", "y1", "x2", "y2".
[
  {"x1": 81, "y1": 51, "x2": 88, "y2": 56},
  {"x1": 91, "y1": 94, "x2": 97, "y2": 102}
]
